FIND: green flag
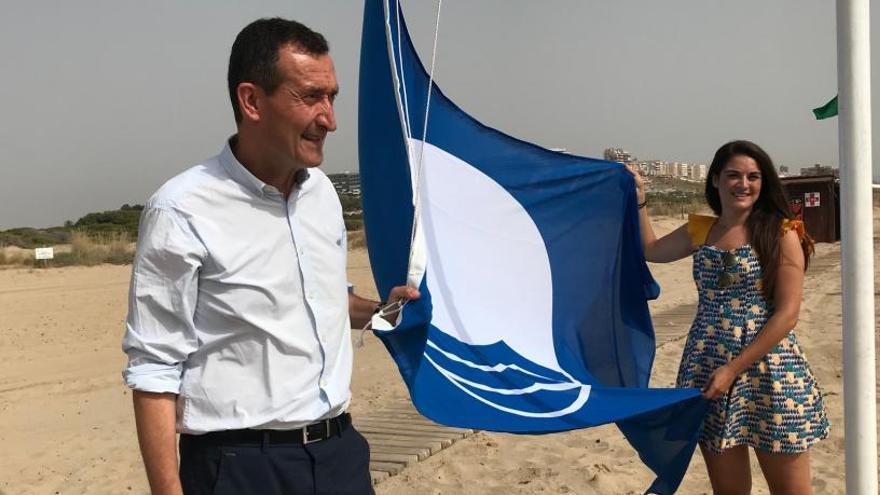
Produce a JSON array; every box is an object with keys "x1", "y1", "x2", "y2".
[{"x1": 813, "y1": 95, "x2": 838, "y2": 120}]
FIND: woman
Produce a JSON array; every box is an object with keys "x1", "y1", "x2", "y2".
[{"x1": 628, "y1": 140, "x2": 829, "y2": 494}]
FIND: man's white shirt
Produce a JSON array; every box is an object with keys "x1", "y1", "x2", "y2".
[{"x1": 122, "y1": 140, "x2": 352, "y2": 434}]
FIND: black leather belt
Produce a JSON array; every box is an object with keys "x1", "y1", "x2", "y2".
[{"x1": 192, "y1": 413, "x2": 352, "y2": 445}]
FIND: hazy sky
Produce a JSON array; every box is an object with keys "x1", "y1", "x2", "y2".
[{"x1": 1, "y1": 0, "x2": 876, "y2": 229}]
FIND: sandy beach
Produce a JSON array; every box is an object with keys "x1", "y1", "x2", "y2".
[{"x1": 0, "y1": 214, "x2": 877, "y2": 494}]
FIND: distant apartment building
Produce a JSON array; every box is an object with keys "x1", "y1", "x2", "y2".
[
  {"x1": 685, "y1": 163, "x2": 707, "y2": 181},
  {"x1": 636, "y1": 160, "x2": 706, "y2": 180},
  {"x1": 683, "y1": 163, "x2": 704, "y2": 181},
  {"x1": 327, "y1": 172, "x2": 361, "y2": 195},
  {"x1": 604, "y1": 147, "x2": 635, "y2": 163},
  {"x1": 638, "y1": 160, "x2": 668, "y2": 177},
  {"x1": 657, "y1": 161, "x2": 675, "y2": 177},
  {"x1": 602, "y1": 146, "x2": 705, "y2": 180}
]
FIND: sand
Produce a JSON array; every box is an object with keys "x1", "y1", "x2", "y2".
[{"x1": 0, "y1": 214, "x2": 876, "y2": 494}]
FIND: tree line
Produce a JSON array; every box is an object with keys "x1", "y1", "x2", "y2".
[
  {"x1": 1, "y1": 196, "x2": 367, "y2": 249},
  {"x1": 0, "y1": 205, "x2": 144, "y2": 248}
]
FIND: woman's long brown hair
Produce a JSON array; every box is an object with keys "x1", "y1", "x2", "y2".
[{"x1": 705, "y1": 140, "x2": 813, "y2": 303}]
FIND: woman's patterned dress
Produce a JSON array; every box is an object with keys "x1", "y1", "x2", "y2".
[{"x1": 675, "y1": 215, "x2": 830, "y2": 454}]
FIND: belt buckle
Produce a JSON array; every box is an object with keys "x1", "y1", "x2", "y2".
[{"x1": 302, "y1": 419, "x2": 330, "y2": 444}]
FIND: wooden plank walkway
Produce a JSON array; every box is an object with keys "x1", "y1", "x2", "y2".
[
  {"x1": 359, "y1": 302, "x2": 709, "y2": 485},
  {"x1": 653, "y1": 303, "x2": 697, "y2": 346},
  {"x1": 360, "y1": 242, "x2": 860, "y2": 484},
  {"x1": 358, "y1": 400, "x2": 476, "y2": 484}
]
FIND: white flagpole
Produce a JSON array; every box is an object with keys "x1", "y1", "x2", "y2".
[{"x1": 836, "y1": 0, "x2": 878, "y2": 493}]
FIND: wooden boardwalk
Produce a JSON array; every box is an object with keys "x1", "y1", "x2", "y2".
[
  {"x1": 361, "y1": 241, "x2": 861, "y2": 485},
  {"x1": 358, "y1": 401, "x2": 476, "y2": 484},
  {"x1": 653, "y1": 304, "x2": 697, "y2": 346},
  {"x1": 359, "y1": 303, "x2": 703, "y2": 486}
]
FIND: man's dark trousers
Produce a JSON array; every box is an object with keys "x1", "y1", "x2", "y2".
[{"x1": 179, "y1": 422, "x2": 374, "y2": 495}]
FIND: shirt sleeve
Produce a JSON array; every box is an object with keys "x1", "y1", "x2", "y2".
[
  {"x1": 121, "y1": 205, "x2": 205, "y2": 393},
  {"x1": 686, "y1": 214, "x2": 716, "y2": 247},
  {"x1": 343, "y1": 229, "x2": 354, "y2": 293}
]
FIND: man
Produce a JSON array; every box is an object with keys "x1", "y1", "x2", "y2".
[{"x1": 122, "y1": 18, "x2": 418, "y2": 495}]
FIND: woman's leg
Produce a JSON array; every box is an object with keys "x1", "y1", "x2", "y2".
[
  {"x1": 754, "y1": 450, "x2": 813, "y2": 495},
  {"x1": 700, "y1": 444, "x2": 751, "y2": 495}
]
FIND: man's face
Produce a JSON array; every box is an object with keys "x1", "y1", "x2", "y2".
[{"x1": 260, "y1": 46, "x2": 338, "y2": 169}]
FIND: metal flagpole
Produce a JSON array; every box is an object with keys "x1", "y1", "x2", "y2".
[{"x1": 836, "y1": 0, "x2": 878, "y2": 493}]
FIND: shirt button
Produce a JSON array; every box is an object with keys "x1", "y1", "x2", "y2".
[{"x1": 319, "y1": 379, "x2": 327, "y2": 388}]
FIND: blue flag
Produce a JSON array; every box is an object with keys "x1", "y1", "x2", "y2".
[{"x1": 358, "y1": 1, "x2": 708, "y2": 493}]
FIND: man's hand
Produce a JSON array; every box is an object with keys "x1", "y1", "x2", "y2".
[
  {"x1": 349, "y1": 285, "x2": 420, "y2": 329},
  {"x1": 378, "y1": 285, "x2": 420, "y2": 324},
  {"x1": 387, "y1": 285, "x2": 420, "y2": 304}
]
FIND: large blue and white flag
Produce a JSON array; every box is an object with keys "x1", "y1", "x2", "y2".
[{"x1": 358, "y1": 1, "x2": 708, "y2": 493}]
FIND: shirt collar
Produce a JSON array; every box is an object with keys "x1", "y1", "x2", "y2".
[{"x1": 219, "y1": 136, "x2": 311, "y2": 198}]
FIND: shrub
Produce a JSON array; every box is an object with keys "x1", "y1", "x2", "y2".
[
  {"x1": 0, "y1": 228, "x2": 69, "y2": 249},
  {"x1": 647, "y1": 200, "x2": 712, "y2": 219},
  {"x1": 347, "y1": 230, "x2": 366, "y2": 249},
  {"x1": 344, "y1": 217, "x2": 364, "y2": 231},
  {"x1": 0, "y1": 246, "x2": 31, "y2": 266},
  {"x1": 69, "y1": 232, "x2": 106, "y2": 266},
  {"x1": 106, "y1": 232, "x2": 134, "y2": 265},
  {"x1": 339, "y1": 194, "x2": 362, "y2": 212},
  {"x1": 61, "y1": 231, "x2": 135, "y2": 266}
]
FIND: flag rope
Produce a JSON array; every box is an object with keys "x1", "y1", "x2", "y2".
[
  {"x1": 395, "y1": 0, "x2": 413, "y2": 139},
  {"x1": 358, "y1": 0, "x2": 442, "y2": 340},
  {"x1": 407, "y1": 0, "x2": 443, "y2": 273}
]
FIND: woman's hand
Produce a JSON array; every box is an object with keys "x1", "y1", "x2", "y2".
[
  {"x1": 702, "y1": 364, "x2": 738, "y2": 400},
  {"x1": 624, "y1": 164, "x2": 646, "y2": 204}
]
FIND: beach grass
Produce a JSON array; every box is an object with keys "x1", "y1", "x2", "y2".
[
  {"x1": 0, "y1": 232, "x2": 135, "y2": 268},
  {"x1": 63, "y1": 231, "x2": 134, "y2": 266},
  {"x1": 0, "y1": 245, "x2": 28, "y2": 266}
]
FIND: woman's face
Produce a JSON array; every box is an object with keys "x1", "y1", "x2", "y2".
[{"x1": 712, "y1": 154, "x2": 762, "y2": 214}]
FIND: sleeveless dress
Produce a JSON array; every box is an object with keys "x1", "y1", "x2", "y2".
[{"x1": 675, "y1": 214, "x2": 830, "y2": 454}]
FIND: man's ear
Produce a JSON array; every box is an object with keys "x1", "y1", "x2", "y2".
[{"x1": 237, "y1": 82, "x2": 262, "y2": 123}]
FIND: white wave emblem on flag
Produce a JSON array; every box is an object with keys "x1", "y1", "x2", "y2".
[{"x1": 409, "y1": 139, "x2": 591, "y2": 417}]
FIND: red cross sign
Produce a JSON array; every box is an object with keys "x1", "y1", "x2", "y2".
[{"x1": 804, "y1": 192, "x2": 821, "y2": 207}]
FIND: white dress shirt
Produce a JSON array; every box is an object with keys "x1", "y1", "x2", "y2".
[{"x1": 122, "y1": 140, "x2": 352, "y2": 434}]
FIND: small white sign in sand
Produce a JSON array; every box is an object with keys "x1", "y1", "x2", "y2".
[{"x1": 34, "y1": 247, "x2": 54, "y2": 260}]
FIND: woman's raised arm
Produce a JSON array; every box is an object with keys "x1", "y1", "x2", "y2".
[{"x1": 626, "y1": 164, "x2": 694, "y2": 263}]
